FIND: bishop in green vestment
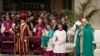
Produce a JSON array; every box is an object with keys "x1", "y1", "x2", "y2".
[{"x1": 75, "y1": 19, "x2": 94, "y2": 56}]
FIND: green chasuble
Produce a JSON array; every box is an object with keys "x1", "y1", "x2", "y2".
[
  {"x1": 41, "y1": 29, "x2": 54, "y2": 48},
  {"x1": 75, "y1": 23, "x2": 94, "y2": 56}
]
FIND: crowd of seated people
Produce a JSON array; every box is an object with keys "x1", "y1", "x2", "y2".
[{"x1": 0, "y1": 11, "x2": 68, "y2": 56}]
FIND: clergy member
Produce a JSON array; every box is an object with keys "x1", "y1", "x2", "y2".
[{"x1": 75, "y1": 19, "x2": 94, "y2": 56}]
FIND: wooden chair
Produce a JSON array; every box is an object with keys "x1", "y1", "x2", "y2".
[
  {"x1": 28, "y1": 36, "x2": 43, "y2": 54},
  {"x1": 1, "y1": 35, "x2": 14, "y2": 53},
  {"x1": 1, "y1": 34, "x2": 18, "y2": 56},
  {"x1": 0, "y1": 33, "x2": 2, "y2": 53}
]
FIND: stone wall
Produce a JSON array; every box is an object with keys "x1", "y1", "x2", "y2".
[{"x1": 74, "y1": 0, "x2": 100, "y2": 28}]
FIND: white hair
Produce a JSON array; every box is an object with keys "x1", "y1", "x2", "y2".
[{"x1": 82, "y1": 18, "x2": 88, "y2": 23}]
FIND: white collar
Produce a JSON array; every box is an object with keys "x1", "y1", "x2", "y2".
[{"x1": 21, "y1": 23, "x2": 25, "y2": 26}]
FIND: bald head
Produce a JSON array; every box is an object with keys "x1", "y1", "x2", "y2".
[
  {"x1": 81, "y1": 18, "x2": 87, "y2": 26},
  {"x1": 82, "y1": 18, "x2": 87, "y2": 22}
]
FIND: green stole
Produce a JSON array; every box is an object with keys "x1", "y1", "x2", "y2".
[
  {"x1": 41, "y1": 29, "x2": 54, "y2": 48},
  {"x1": 75, "y1": 23, "x2": 94, "y2": 56}
]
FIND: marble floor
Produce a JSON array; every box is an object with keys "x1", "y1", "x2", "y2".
[
  {"x1": 0, "y1": 49, "x2": 100, "y2": 56},
  {"x1": 0, "y1": 54, "x2": 42, "y2": 56}
]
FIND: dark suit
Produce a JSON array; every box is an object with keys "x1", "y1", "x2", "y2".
[
  {"x1": 62, "y1": 23, "x2": 68, "y2": 32},
  {"x1": 62, "y1": 23, "x2": 68, "y2": 42},
  {"x1": 52, "y1": 25, "x2": 58, "y2": 31}
]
